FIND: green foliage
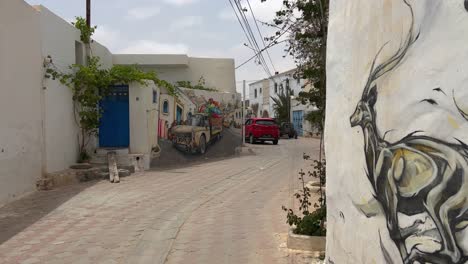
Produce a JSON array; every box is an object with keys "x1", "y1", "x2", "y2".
[
  {"x1": 45, "y1": 56, "x2": 175, "y2": 156},
  {"x1": 271, "y1": 91, "x2": 290, "y2": 124},
  {"x1": 176, "y1": 76, "x2": 218, "y2": 91},
  {"x1": 295, "y1": 206, "x2": 326, "y2": 236},
  {"x1": 282, "y1": 155, "x2": 326, "y2": 236},
  {"x1": 78, "y1": 151, "x2": 91, "y2": 163},
  {"x1": 71, "y1": 17, "x2": 96, "y2": 44},
  {"x1": 263, "y1": 0, "x2": 328, "y2": 131}
]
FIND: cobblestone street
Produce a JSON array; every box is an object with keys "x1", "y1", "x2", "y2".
[{"x1": 0, "y1": 138, "x2": 321, "y2": 264}]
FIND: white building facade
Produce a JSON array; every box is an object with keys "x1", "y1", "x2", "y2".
[{"x1": 248, "y1": 69, "x2": 317, "y2": 136}]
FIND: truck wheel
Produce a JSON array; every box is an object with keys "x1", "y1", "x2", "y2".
[
  {"x1": 273, "y1": 139, "x2": 278, "y2": 145},
  {"x1": 199, "y1": 135, "x2": 207, "y2": 154},
  {"x1": 249, "y1": 134, "x2": 255, "y2": 144}
]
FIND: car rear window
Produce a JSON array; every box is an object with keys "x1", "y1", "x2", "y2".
[{"x1": 255, "y1": 120, "x2": 276, "y2": 126}]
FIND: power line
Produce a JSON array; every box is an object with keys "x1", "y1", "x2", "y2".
[
  {"x1": 235, "y1": 30, "x2": 289, "y2": 70},
  {"x1": 238, "y1": 1, "x2": 274, "y2": 79},
  {"x1": 229, "y1": 0, "x2": 274, "y2": 79},
  {"x1": 246, "y1": 0, "x2": 277, "y2": 73}
]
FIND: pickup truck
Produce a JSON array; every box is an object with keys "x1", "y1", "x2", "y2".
[{"x1": 171, "y1": 113, "x2": 222, "y2": 154}]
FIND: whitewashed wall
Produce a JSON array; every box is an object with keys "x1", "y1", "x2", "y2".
[
  {"x1": 115, "y1": 56, "x2": 236, "y2": 93},
  {"x1": 326, "y1": 0, "x2": 468, "y2": 263},
  {"x1": 37, "y1": 6, "x2": 113, "y2": 173},
  {"x1": 0, "y1": 0, "x2": 43, "y2": 205},
  {"x1": 129, "y1": 81, "x2": 159, "y2": 169}
]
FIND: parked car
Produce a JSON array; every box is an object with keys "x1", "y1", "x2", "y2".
[
  {"x1": 244, "y1": 118, "x2": 280, "y2": 145},
  {"x1": 280, "y1": 122, "x2": 298, "y2": 139}
]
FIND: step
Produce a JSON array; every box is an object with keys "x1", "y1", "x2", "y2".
[
  {"x1": 91, "y1": 153, "x2": 149, "y2": 171},
  {"x1": 96, "y1": 148, "x2": 129, "y2": 155}
]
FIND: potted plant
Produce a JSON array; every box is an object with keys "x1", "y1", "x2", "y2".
[{"x1": 282, "y1": 154, "x2": 326, "y2": 253}]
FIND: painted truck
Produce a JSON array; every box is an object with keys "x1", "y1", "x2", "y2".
[{"x1": 171, "y1": 99, "x2": 223, "y2": 154}]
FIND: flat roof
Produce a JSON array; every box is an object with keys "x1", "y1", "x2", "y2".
[{"x1": 113, "y1": 54, "x2": 190, "y2": 66}]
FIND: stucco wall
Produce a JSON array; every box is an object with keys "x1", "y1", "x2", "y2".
[
  {"x1": 37, "y1": 6, "x2": 113, "y2": 173},
  {"x1": 121, "y1": 57, "x2": 236, "y2": 93},
  {"x1": 159, "y1": 93, "x2": 175, "y2": 127},
  {"x1": 37, "y1": 6, "x2": 81, "y2": 173},
  {"x1": 129, "y1": 81, "x2": 159, "y2": 155},
  {"x1": 0, "y1": 0, "x2": 43, "y2": 205},
  {"x1": 326, "y1": 1, "x2": 468, "y2": 263}
]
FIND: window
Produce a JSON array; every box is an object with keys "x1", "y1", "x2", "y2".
[
  {"x1": 274, "y1": 83, "x2": 278, "y2": 93},
  {"x1": 152, "y1": 90, "x2": 158, "y2": 103},
  {"x1": 254, "y1": 89, "x2": 257, "y2": 98},
  {"x1": 291, "y1": 90, "x2": 294, "y2": 96},
  {"x1": 260, "y1": 88, "x2": 262, "y2": 93},
  {"x1": 163, "y1": 100, "x2": 169, "y2": 114},
  {"x1": 255, "y1": 120, "x2": 276, "y2": 126},
  {"x1": 280, "y1": 84, "x2": 284, "y2": 94}
]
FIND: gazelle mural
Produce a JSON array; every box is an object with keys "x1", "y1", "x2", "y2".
[{"x1": 350, "y1": 1, "x2": 468, "y2": 263}]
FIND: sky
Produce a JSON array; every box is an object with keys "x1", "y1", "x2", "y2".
[{"x1": 24, "y1": 0, "x2": 296, "y2": 95}]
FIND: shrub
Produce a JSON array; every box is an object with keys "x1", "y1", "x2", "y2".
[{"x1": 282, "y1": 154, "x2": 326, "y2": 236}]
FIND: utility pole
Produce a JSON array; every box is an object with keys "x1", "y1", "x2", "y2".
[
  {"x1": 242, "y1": 80, "x2": 246, "y2": 145},
  {"x1": 86, "y1": 0, "x2": 91, "y2": 28}
]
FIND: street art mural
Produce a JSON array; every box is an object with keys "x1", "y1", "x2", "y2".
[
  {"x1": 152, "y1": 88, "x2": 243, "y2": 168},
  {"x1": 326, "y1": 0, "x2": 468, "y2": 263}
]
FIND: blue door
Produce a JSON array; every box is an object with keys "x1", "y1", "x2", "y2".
[
  {"x1": 176, "y1": 106, "x2": 183, "y2": 124},
  {"x1": 99, "y1": 85, "x2": 129, "y2": 147},
  {"x1": 292, "y1": 110, "x2": 303, "y2": 136}
]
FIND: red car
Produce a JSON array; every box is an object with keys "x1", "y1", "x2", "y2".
[{"x1": 244, "y1": 118, "x2": 280, "y2": 145}]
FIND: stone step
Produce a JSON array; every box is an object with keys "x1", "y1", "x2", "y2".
[
  {"x1": 96, "y1": 148, "x2": 129, "y2": 155},
  {"x1": 91, "y1": 153, "x2": 148, "y2": 172}
]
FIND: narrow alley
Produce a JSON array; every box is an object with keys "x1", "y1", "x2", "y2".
[{"x1": 0, "y1": 138, "x2": 320, "y2": 264}]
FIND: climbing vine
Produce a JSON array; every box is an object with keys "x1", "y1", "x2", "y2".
[
  {"x1": 72, "y1": 17, "x2": 96, "y2": 44},
  {"x1": 44, "y1": 17, "x2": 176, "y2": 162},
  {"x1": 176, "y1": 76, "x2": 218, "y2": 91}
]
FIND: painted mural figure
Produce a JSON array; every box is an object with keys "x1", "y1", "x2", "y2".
[{"x1": 350, "y1": 1, "x2": 468, "y2": 263}]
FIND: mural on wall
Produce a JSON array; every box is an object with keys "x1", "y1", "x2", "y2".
[
  {"x1": 350, "y1": 1, "x2": 468, "y2": 263},
  {"x1": 151, "y1": 87, "x2": 243, "y2": 169}
]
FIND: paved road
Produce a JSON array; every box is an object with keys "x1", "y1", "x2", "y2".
[{"x1": 0, "y1": 138, "x2": 321, "y2": 264}]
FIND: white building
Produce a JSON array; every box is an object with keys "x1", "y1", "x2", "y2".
[
  {"x1": 248, "y1": 69, "x2": 317, "y2": 136},
  {"x1": 0, "y1": 0, "x2": 236, "y2": 206}
]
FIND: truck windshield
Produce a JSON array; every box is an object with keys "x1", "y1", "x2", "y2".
[{"x1": 190, "y1": 115, "x2": 205, "y2": 127}]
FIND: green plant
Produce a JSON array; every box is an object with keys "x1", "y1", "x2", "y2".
[
  {"x1": 282, "y1": 155, "x2": 326, "y2": 236},
  {"x1": 72, "y1": 17, "x2": 96, "y2": 44},
  {"x1": 271, "y1": 90, "x2": 291, "y2": 124},
  {"x1": 176, "y1": 76, "x2": 218, "y2": 91},
  {"x1": 46, "y1": 57, "x2": 174, "y2": 158},
  {"x1": 78, "y1": 151, "x2": 91, "y2": 163},
  {"x1": 43, "y1": 17, "x2": 176, "y2": 161}
]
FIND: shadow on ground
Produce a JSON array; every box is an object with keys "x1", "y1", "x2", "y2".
[
  {"x1": 0, "y1": 181, "x2": 98, "y2": 245},
  {"x1": 151, "y1": 128, "x2": 242, "y2": 170}
]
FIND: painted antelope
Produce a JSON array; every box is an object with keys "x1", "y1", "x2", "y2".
[{"x1": 350, "y1": 1, "x2": 468, "y2": 263}]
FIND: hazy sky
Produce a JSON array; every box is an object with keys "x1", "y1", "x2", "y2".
[{"x1": 24, "y1": 0, "x2": 296, "y2": 94}]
